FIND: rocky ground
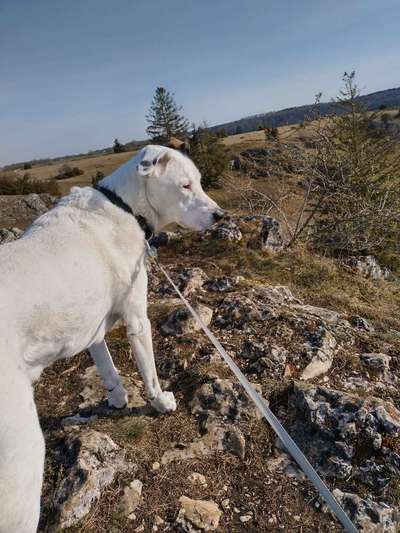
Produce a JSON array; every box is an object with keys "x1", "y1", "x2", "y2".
[{"x1": 1, "y1": 194, "x2": 400, "y2": 532}]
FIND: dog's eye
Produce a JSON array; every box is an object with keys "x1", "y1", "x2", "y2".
[{"x1": 182, "y1": 183, "x2": 191, "y2": 190}]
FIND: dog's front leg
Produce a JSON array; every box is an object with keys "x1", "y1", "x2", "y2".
[
  {"x1": 127, "y1": 315, "x2": 176, "y2": 414},
  {"x1": 89, "y1": 340, "x2": 128, "y2": 408}
]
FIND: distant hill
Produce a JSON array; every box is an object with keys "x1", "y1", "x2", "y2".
[{"x1": 210, "y1": 87, "x2": 400, "y2": 135}]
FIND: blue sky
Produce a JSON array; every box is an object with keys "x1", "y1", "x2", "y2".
[{"x1": 1, "y1": 0, "x2": 399, "y2": 165}]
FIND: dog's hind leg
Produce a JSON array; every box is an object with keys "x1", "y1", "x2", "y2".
[
  {"x1": 0, "y1": 361, "x2": 45, "y2": 533},
  {"x1": 89, "y1": 340, "x2": 128, "y2": 408}
]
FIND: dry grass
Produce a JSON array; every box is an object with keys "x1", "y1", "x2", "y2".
[{"x1": 1, "y1": 150, "x2": 138, "y2": 194}]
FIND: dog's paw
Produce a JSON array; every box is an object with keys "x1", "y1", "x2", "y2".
[
  {"x1": 107, "y1": 384, "x2": 128, "y2": 409},
  {"x1": 150, "y1": 391, "x2": 177, "y2": 414}
]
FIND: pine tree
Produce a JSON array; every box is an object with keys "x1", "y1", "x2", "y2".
[
  {"x1": 146, "y1": 87, "x2": 189, "y2": 143},
  {"x1": 113, "y1": 138, "x2": 124, "y2": 153}
]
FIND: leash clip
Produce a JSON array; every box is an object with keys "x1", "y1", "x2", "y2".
[{"x1": 145, "y1": 240, "x2": 158, "y2": 261}]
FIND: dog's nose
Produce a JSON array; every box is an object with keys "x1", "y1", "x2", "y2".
[{"x1": 213, "y1": 210, "x2": 225, "y2": 222}]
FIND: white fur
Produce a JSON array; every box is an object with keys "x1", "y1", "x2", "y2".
[{"x1": 0, "y1": 145, "x2": 222, "y2": 532}]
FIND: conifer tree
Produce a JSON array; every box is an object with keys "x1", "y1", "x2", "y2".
[{"x1": 146, "y1": 87, "x2": 189, "y2": 142}]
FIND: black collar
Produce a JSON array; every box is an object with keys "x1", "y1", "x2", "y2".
[{"x1": 93, "y1": 183, "x2": 154, "y2": 241}]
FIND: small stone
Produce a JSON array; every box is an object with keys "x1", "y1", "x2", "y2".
[
  {"x1": 188, "y1": 472, "x2": 207, "y2": 486},
  {"x1": 240, "y1": 515, "x2": 252, "y2": 523},
  {"x1": 221, "y1": 499, "x2": 230, "y2": 509},
  {"x1": 121, "y1": 479, "x2": 143, "y2": 515},
  {"x1": 152, "y1": 462, "x2": 161, "y2": 471},
  {"x1": 350, "y1": 315, "x2": 372, "y2": 331},
  {"x1": 177, "y1": 496, "x2": 222, "y2": 531},
  {"x1": 154, "y1": 515, "x2": 164, "y2": 525},
  {"x1": 134, "y1": 525, "x2": 145, "y2": 532}
]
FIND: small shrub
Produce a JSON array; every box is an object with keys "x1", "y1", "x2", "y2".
[
  {"x1": 23, "y1": 162, "x2": 32, "y2": 170},
  {"x1": 55, "y1": 164, "x2": 84, "y2": 180},
  {"x1": 113, "y1": 138, "x2": 125, "y2": 153},
  {"x1": 190, "y1": 124, "x2": 229, "y2": 189}
]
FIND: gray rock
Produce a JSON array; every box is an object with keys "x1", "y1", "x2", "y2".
[
  {"x1": 360, "y1": 353, "x2": 391, "y2": 381},
  {"x1": 176, "y1": 496, "x2": 222, "y2": 532},
  {"x1": 158, "y1": 267, "x2": 207, "y2": 297},
  {"x1": 300, "y1": 327, "x2": 337, "y2": 380},
  {"x1": 289, "y1": 384, "x2": 400, "y2": 481},
  {"x1": 190, "y1": 378, "x2": 262, "y2": 424},
  {"x1": 161, "y1": 304, "x2": 212, "y2": 336},
  {"x1": 120, "y1": 479, "x2": 143, "y2": 516},
  {"x1": 161, "y1": 422, "x2": 246, "y2": 463},
  {"x1": 215, "y1": 294, "x2": 272, "y2": 329},
  {"x1": 350, "y1": 315, "x2": 373, "y2": 332},
  {"x1": 212, "y1": 220, "x2": 242, "y2": 242},
  {"x1": 348, "y1": 255, "x2": 390, "y2": 280},
  {"x1": 0, "y1": 227, "x2": 23, "y2": 244},
  {"x1": 333, "y1": 489, "x2": 397, "y2": 532},
  {"x1": 204, "y1": 276, "x2": 241, "y2": 293},
  {"x1": 253, "y1": 284, "x2": 298, "y2": 307},
  {"x1": 260, "y1": 217, "x2": 284, "y2": 252},
  {"x1": 240, "y1": 339, "x2": 287, "y2": 376},
  {"x1": 23, "y1": 193, "x2": 48, "y2": 213},
  {"x1": 54, "y1": 429, "x2": 135, "y2": 529},
  {"x1": 78, "y1": 365, "x2": 145, "y2": 409}
]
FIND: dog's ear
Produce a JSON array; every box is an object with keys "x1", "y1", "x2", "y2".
[{"x1": 137, "y1": 152, "x2": 170, "y2": 177}]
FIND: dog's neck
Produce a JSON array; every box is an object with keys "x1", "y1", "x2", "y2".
[{"x1": 98, "y1": 159, "x2": 161, "y2": 232}]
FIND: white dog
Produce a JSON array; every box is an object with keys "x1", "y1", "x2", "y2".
[{"x1": 0, "y1": 145, "x2": 224, "y2": 533}]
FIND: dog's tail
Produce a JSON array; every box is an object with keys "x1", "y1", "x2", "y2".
[{"x1": 0, "y1": 336, "x2": 45, "y2": 533}]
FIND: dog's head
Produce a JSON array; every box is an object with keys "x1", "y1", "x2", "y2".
[{"x1": 136, "y1": 145, "x2": 224, "y2": 231}]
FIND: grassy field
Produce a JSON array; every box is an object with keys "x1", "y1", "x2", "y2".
[{"x1": 2, "y1": 107, "x2": 398, "y2": 195}]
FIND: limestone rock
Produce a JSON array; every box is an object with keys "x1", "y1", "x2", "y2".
[
  {"x1": 54, "y1": 429, "x2": 135, "y2": 529},
  {"x1": 212, "y1": 220, "x2": 242, "y2": 242},
  {"x1": 120, "y1": 479, "x2": 143, "y2": 516},
  {"x1": 240, "y1": 340, "x2": 288, "y2": 376},
  {"x1": 0, "y1": 227, "x2": 23, "y2": 244},
  {"x1": 333, "y1": 489, "x2": 397, "y2": 532},
  {"x1": 176, "y1": 496, "x2": 222, "y2": 532},
  {"x1": 190, "y1": 378, "x2": 262, "y2": 424},
  {"x1": 204, "y1": 276, "x2": 241, "y2": 293},
  {"x1": 260, "y1": 217, "x2": 284, "y2": 252},
  {"x1": 360, "y1": 353, "x2": 392, "y2": 381},
  {"x1": 350, "y1": 315, "x2": 372, "y2": 332},
  {"x1": 289, "y1": 384, "x2": 400, "y2": 481},
  {"x1": 300, "y1": 327, "x2": 337, "y2": 380},
  {"x1": 215, "y1": 294, "x2": 271, "y2": 329},
  {"x1": 161, "y1": 422, "x2": 246, "y2": 463},
  {"x1": 348, "y1": 255, "x2": 390, "y2": 280},
  {"x1": 78, "y1": 365, "x2": 145, "y2": 409},
  {"x1": 161, "y1": 304, "x2": 212, "y2": 336},
  {"x1": 158, "y1": 267, "x2": 207, "y2": 297},
  {"x1": 23, "y1": 193, "x2": 48, "y2": 213}
]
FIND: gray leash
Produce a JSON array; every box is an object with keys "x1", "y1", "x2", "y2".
[{"x1": 148, "y1": 245, "x2": 358, "y2": 533}]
